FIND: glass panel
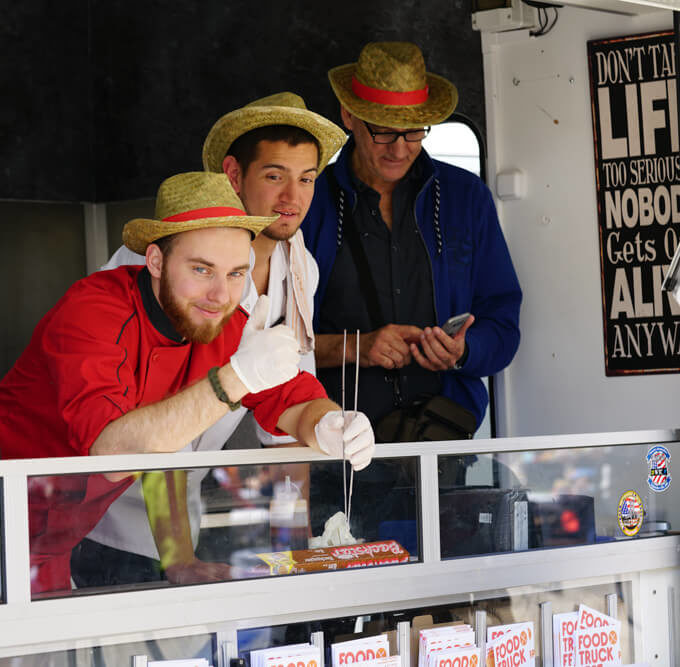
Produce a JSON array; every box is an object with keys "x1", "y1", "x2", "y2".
[
  {"x1": 29, "y1": 457, "x2": 418, "y2": 599},
  {"x1": 0, "y1": 632, "x2": 214, "y2": 666},
  {"x1": 439, "y1": 442, "x2": 680, "y2": 558},
  {"x1": 238, "y1": 580, "x2": 634, "y2": 666}
]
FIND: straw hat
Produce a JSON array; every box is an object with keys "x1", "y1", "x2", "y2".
[
  {"x1": 123, "y1": 172, "x2": 277, "y2": 255},
  {"x1": 328, "y1": 42, "x2": 458, "y2": 129},
  {"x1": 202, "y1": 92, "x2": 347, "y2": 173}
]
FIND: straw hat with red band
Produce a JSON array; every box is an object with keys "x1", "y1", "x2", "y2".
[
  {"x1": 123, "y1": 172, "x2": 277, "y2": 255},
  {"x1": 328, "y1": 42, "x2": 458, "y2": 129},
  {"x1": 202, "y1": 92, "x2": 347, "y2": 174}
]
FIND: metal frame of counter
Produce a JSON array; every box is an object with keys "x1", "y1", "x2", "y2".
[{"x1": 0, "y1": 428, "x2": 678, "y2": 663}]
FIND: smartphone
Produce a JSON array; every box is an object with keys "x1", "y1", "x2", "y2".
[{"x1": 442, "y1": 312, "x2": 471, "y2": 336}]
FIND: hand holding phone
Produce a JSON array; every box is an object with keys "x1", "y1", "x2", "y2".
[{"x1": 441, "y1": 312, "x2": 471, "y2": 337}]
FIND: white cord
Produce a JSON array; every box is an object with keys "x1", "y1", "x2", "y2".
[{"x1": 347, "y1": 330, "x2": 359, "y2": 528}]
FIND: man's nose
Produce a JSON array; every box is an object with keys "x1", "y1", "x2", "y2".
[
  {"x1": 388, "y1": 136, "x2": 410, "y2": 156},
  {"x1": 280, "y1": 178, "x2": 299, "y2": 202},
  {"x1": 207, "y1": 278, "x2": 230, "y2": 305}
]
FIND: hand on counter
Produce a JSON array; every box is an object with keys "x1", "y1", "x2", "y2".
[{"x1": 164, "y1": 557, "x2": 232, "y2": 585}]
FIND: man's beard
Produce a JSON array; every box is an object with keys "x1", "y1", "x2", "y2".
[{"x1": 159, "y1": 268, "x2": 236, "y2": 344}]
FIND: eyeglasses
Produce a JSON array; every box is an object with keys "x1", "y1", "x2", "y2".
[{"x1": 362, "y1": 121, "x2": 430, "y2": 144}]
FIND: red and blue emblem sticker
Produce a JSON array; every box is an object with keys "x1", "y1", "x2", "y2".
[
  {"x1": 617, "y1": 490, "x2": 644, "y2": 537},
  {"x1": 646, "y1": 445, "x2": 671, "y2": 492}
]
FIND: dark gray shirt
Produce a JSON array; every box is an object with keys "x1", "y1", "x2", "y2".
[{"x1": 317, "y1": 154, "x2": 440, "y2": 424}]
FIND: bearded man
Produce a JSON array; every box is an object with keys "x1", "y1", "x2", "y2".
[
  {"x1": 0, "y1": 172, "x2": 375, "y2": 594},
  {"x1": 106, "y1": 92, "x2": 340, "y2": 400}
]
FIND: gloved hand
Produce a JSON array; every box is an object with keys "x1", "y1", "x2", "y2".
[
  {"x1": 230, "y1": 295, "x2": 300, "y2": 393},
  {"x1": 315, "y1": 411, "x2": 375, "y2": 471}
]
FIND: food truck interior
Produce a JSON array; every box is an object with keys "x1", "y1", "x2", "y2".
[{"x1": 1, "y1": 0, "x2": 680, "y2": 665}]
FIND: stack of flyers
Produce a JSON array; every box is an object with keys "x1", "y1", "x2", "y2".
[
  {"x1": 552, "y1": 606, "x2": 622, "y2": 667},
  {"x1": 486, "y1": 622, "x2": 535, "y2": 667},
  {"x1": 418, "y1": 625, "x2": 476, "y2": 667},
  {"x1": 574, "y1": 605, "x2": 622, "y2": 667},
  {"x1": 430, "y1": 647, "x2": 482, "y2": 667},
  {"x1": 251, "y1": 644, "x2": 321, "y2": 667},
  {"x1": 331, "y1": 635, "x2": 390, "y2": 667},
  {"x1": 553, "y1": 612, "x2": 578, "y2": 666},
  {"x1": 148, "y1": 661, "x2": 210, "y2": 667}
]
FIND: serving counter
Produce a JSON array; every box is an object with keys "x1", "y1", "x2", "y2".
[{"x1": 0, "y1": 429, "x2": 678, "y2": 665}]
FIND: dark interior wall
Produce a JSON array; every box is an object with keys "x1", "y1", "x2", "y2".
[
  {"x1": 3, "y1": 0, "x2": 484, "y2": 203},
  {"x1": 106, "y1": 198, "x2": 154, "y2": 253},
  {"x1": 1, "y1": 2, "x2": 92, "y2": 201},
  {"x1": 0, "y1": 202, "x2": 86, "y2": 376}
]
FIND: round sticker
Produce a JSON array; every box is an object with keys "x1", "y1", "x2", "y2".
[
  {"x1": 646, "y1": 445, "x2": 671, "y2": 492},
  {"x1": 617, "y1": 490, "x2": 644, "y2": 536}
]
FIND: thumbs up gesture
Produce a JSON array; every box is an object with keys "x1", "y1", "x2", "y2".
[{"x1": 230, "y1": 295, "x2": 301, "y2": 394}]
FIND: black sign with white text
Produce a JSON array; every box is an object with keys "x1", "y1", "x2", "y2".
[{"x1": 588, "y1": 31, "x2": 679, "y2": 375}]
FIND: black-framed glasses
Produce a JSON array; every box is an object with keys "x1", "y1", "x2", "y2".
[{"x1": 362, "y1": 121, "x2": 431, "y2": 144}]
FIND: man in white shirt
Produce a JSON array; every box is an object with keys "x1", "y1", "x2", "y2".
[{"x1": 71, "y1": 93, "x2": 348, "y2": 587}]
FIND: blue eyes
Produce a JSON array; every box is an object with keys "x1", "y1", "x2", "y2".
[{"x1": 192, "y1": 267, "x2": 246, "y2": 280}]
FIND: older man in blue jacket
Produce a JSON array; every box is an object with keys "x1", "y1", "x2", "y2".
[{"x1": 302, "y1": 41, "x2": 521, "y2": 438}]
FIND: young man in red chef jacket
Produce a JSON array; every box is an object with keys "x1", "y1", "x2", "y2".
[{"x1": 0, "y1": 171, "x2": 375, "y2": 594}]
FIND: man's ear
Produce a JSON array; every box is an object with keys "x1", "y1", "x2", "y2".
[
  {"x1": 340, "y1": 106, "x2": 355, "y2": 133},
  {"x1": 146, "y1": 243, "x2": 163, "y2": 279},
  {"x1": 222, "y1": 156, "x2": 243, "y2": 194}
]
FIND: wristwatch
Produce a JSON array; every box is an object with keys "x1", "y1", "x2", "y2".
[{"x1": 208, "y1": 366, "x2": 242, "y2": 411}]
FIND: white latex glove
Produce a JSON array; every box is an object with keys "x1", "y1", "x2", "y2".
[
  {"x1": 230, "y1": 295, "x2": 300, "y2": 393},
  {"x1": 314, "y1": 410, "x2": 375, "y2": 471}
]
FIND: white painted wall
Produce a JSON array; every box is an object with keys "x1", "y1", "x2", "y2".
[{"x1": 484, "y1": 6, "x2": 678, "y2": 436}]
